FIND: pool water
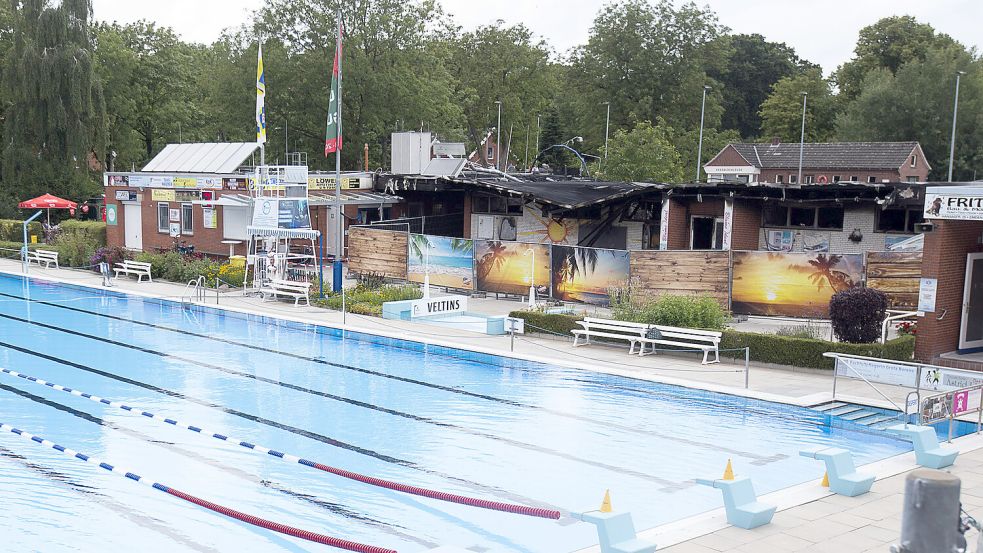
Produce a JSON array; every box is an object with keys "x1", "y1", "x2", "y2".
[{"x1": 0, "y1": 273, "x2": 913, "y2": 552}]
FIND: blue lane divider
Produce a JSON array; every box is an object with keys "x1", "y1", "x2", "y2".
[
  {"x1": 0, "y1": 367, "x2": 561, "y2": 520},
  {"x1": 0, "y1": 421, "x2": 396, "y2": 553}
]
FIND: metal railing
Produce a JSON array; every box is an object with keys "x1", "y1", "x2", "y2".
[
  {"x1": 182, "y1": 276, "x2": 205, "y2": 303},
  {"x1": 920, "y1": 384, "x2": 983, "y2": 443}
]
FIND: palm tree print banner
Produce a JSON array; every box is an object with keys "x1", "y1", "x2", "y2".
[
  {"x1": 474, "y1": 240, "x2": 551, "y2": 296},
  {"x1": 407, "y1": 234, "x2": 475, "y2": 290},
  {"x1": 551, "y1": 245, "x2": 630, "y2": 306},
  {"x1": 731, "y1": 251, "x2": 864, "y2": 317}
]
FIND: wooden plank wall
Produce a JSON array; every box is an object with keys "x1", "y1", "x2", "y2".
[
  {"x1": 629, "y1": 251, "x2": 731, "y2": 308},
  {"x1": 347, "y1": 227, "x2": 408, "y2": 279},
  {"x1": 865, "y1": 251, "x2": 922, "y2": 309}
]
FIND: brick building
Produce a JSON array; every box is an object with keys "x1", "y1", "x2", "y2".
[{"x1": 704, "y1": 141, "x2": 930, "y2": 185}]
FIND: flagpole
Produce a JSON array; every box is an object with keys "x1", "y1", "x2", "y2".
[{"x1": 333, "y1": 12, "x2": 343, "y2": 289}]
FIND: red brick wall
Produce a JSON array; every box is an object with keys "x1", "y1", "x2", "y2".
[
  {"x1": 731, "y1": 198, "x2": 761, "y2": 250},
  {"x1": 758, "y1": 169, "x2": 911, "y2": 184},
  {"x1": 915, "y1": 219, "x2": 983, "y2": 361}
]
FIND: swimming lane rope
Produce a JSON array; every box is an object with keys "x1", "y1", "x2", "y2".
[
  {"x1": 0, "y1": 367, "x2": 562, "y2": 520},
  {"x1": 0, "y1": 421, "x2": 396, "y2": 553}
]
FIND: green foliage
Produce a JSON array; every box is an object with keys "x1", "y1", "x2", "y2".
[
  {"x1": 0, "y1": 219, "x2": 43, "y2": 242},
  {"x1": 50, "y1": 229, "x2": 101, "y2": 268},
  {"x1": 610, "y1": 292, "x2": 728, "y2": 330},
  {"x1": 507, "y1": 310, "x2": 582, "y2": 336},
  {"x1": 0, "y1": 0, "x2": 105, "y2": 216},
  {"x1": 132, "y1": 251, "x2": 224, "y2": 284},
  {"x1": 830, "y1": 287, "x2": 889, "y2": 343},
  {"x1": 775, "y1": 325, "x2": 828, "y2": 340},
  {"x1": 597, "y1": 120, "x2": 685, "y2": 183},
  {"x1": 759, "y1": 69, "x2": 838, "y2": 143},
  {"x1": 721, "y1": 331, "x2": 915, "y2": 370},
  {"x1": 59, "y1": 220, "x2": 106, "y2": 246},
  {"x1": 317, "y1": 283, "x2": 422, "y2": 316},
  {"x1": 709, "y1": 34, "x2": 819, "y2": 139}
]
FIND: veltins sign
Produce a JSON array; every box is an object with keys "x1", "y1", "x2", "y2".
[
  {"x1": 409, "y1": 295, "x2": 468, "y2": 318},
  {"x1": 924, "y1": 188, "x2": 983, "y2": 221}
]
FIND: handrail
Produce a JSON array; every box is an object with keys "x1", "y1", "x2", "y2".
[
  {"x1": 881, "y1": 310, "x2": 918, "y2": 344},
  {"x1": 904, "y1": 390, "x2": 921, "y2": 428},
  {"x1": 182, "y1": 276, "x2": 205, "y2": 303},
  {"x1": 833, "y1": 356, "x2": 906, "y2": 413}
]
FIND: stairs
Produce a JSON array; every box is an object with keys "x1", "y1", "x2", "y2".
[{"x1": 811, "y1": 401, "x2": 905, "y2": 430}]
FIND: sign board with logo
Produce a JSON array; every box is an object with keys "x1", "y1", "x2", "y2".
[
  {"x1": 918, "y1": 278, "x2": 938, "y2": 313},
  {"x1": 408, "y1": 295, "x2": 468, "y2": 318},
  {"x1": 251, "y1": 198, "x2": 312, "y2": 229},
  {"x1": 924, "y1": 187, "x2": 983, "y2": 221},
  {"x1": 152, "y1": 189, "x2": 176, "y2": 202},
  {"x1": 721, "y1": 198, "x2": 733, "y2": 250},
  {"x1": 203, "y1": 208, "x2": 217, "y2": 229},
  {"x1": 834, "y1": 357, "x2": 919, "y2": 388},
  {"x1": 169, "y1": 209, "x2": 181, "y2": 222},
  {"x1": 114, "y1": 190, "x2": 136, "y2": 201},
  {"x1": 433, "y1": 143, "x2": 466, "y2": 157},
  {"x1": 505, "y1": 316, "x2": 525, "y2": 334},
  {"x1": 105, "y1": 204, "x2": 118, "y2": 226},
  {"x1": 308, "y1": 175, "x2": 371, "y2": 190},
  {"x1": 168, "y1": 222, "x2": 181, "y2": 237}
]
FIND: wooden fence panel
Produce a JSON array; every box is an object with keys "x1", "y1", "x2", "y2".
[
  {"x1": 629, "y1": 250, "x2": 730, "y2": 308},
  {"x1": 347, "y1": 227, "x2": 408, "y2": 280},
  {"x1": 865, "y1": 251, "x2": 922, "y2": 309}
]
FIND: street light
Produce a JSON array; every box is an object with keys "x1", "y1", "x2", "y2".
[
  {"x1": 495, "y1": 101, "x2": 502, "y2": 171},
  {"x1": 948, "y1": 71, "x2": 966, "y2": 182},
  {"x1": 797, "y1": 91, "x2": 808, "y2": 186},
  {"x1": 602, "y1": 101, "x2": 611, "y2": 162},
  {"x1": 696, "y1": 85, "x2": 711, "y2": 182},
  {"x1": 523, "y1": 247, "x2": 536, "y2": 307}
]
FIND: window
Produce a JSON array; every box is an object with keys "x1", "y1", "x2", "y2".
[
  {"x1": 775, "y1": 174, "x2": 783, "y2": 184},
  {"x1": 832, "y1": 175, "x2": 841, "y2": 183},
  {"x1": 804, "y1": 175, "x2": 815, "y2": 184},
  {"x1": 868, "y1": 176, "x2": 877, "y2": 183},
  {"x1": 907, "y1": 176, "x2": 918, "y2": 183},
  {"x1": 762, "y1": 205, "x2": 845, "y2": 230},
  {"x1": 788, "y1": 174, "x2": 798, "y2": 184},
  {"x1": 181, "y1": 203, "x2": 193, "y2": 234},
  {"x1": 877, "y1": 208, "x2": 924, "y2": 233},
  {"x1": 910, "y1": 155, "x2": 917, "y2": 168},
  {"x1": 157, "y1": 203, "x2": 169, "y2": 233},
  {"x1": 850, "y1": 175, "x2": 859, "y2": 182},
  {"x1": 471, "y1": 193, "x2": 523, "y2": 215},
  {"x1": 486, "y1": 146, "x2": 494, "y2": 160}
]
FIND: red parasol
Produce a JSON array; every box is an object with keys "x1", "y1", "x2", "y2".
[{"x1": 18, "y1": 193, "x2": 78, "y2": 225}]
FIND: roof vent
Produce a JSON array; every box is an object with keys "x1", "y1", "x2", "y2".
[{"x1": 770, "y1": 137, "x2": 781, "y2": 146}]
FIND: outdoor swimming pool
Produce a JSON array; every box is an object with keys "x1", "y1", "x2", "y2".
[{"x1": 0, "y1": 272, "x2": 915, "y2": 552}]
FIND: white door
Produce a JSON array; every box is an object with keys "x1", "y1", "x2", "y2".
[
  {"x1": 960, "y1": 253, "x2": 983, "y2": 350},
  {"x1": 124, "y1": 203, "x2": 142, "y2": 250}
]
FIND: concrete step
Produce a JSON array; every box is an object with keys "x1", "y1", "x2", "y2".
[
  {"x1": 841, "y1": 410, "x2": 879, "y2": 421},
  {"x1": 828, "y1": 405, "x2": 866, "y2": 416},
  {"x1": 813, "y1": 402, "x2": 848, "y2": 412}
]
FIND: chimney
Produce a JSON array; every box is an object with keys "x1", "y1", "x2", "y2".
[{"x1": 770, "y1": 137, "x2": 781, "y2": 146}]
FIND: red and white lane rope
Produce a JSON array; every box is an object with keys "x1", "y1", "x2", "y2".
[
  {"x1": 0, "y1": 421, "x2": 397, "y2": 553},
  {"x1": 0, "y1": 367, "x2": 562, "y2": 520}
]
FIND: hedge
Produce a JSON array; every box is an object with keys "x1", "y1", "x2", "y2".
[
  {"x1": 0, "y1": 219, "x2": 43, "y2": 242},
  {"x1": 59, "y1": 220, "x2": 107, "y2": 246},
  {"x1": 508, "y1": 310, "x2": 916, "y2": 370}
]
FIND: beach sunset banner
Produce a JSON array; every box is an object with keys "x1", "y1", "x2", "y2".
[
  {"x1": 407, "y1": 234, "x2": 474, "y2": 290},
  {"x1": 475, "y1": 240, "x2": 551, "y2": 296},
  {"x1": 731, "y1": 251, "x2": 864, "y2": 318},
  {"x1": 551, "y1": 245, "x2": 630, "y2": 306}
]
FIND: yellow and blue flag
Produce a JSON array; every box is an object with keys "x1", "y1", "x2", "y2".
[{"x1": 256, "y1": 43, "x2": 267, "y2": 144}]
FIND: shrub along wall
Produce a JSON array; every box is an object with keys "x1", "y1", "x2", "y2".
[
  {"x1": 507, "y1": 310, "x2": 916, "y2": 370},
  {"x1": 60, "y1": 220, "x2": 107, "y2": 246},
  {"x1": 0, "y1": 219, "x2": 43, "y2": 242}
]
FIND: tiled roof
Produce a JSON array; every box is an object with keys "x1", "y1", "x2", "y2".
[{"x1": 727, "y1": 142, "x2": 920, "y2": 170}]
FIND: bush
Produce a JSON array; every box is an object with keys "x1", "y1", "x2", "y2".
[
  {"x1": 830, "y1": 287, "x2": 888, "y2": 343},
  {"x1": 775, "y1": 325, "x2": 828, "y2": 340},
  {"x1": 721, "y1": 331, "x2": 915, "y2": 370},
  {"x1": 508, "y1": 310, "x2": 582, "y2": 336},
  {"x1": 612, "y1": 292, "x2": 728, "y2": 330},
  {"x1": 50, "y1": 228, "x2": 101, "y2": 267},
  {"x1": 317, "y1": 283, "x2": 422, "y2": 315},
  {"x1": 217, "y1": 263, "x2": 246, "y2": 288},
  {"x1": 90, "y1": 246, "x2": 132, "y2": 271},
  {"x1": 0, "y1": 219, "x2": 43, "y2": 242},
  {"x1": 60, "y1": 220, "x2": 107, "y2": 246}
]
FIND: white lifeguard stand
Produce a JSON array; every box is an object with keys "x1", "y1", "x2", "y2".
[{"x1": 245, "y1": 164, "x2": 325, "y2": 296}]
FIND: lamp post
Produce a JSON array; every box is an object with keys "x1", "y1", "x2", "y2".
[
  {"x1": 603, "y1": 101, "x2": 611, "y2": 162},
  {"x1": 797, "y1": 91, "x2": 808, "y2": 186},
  {"x1": 524, "y1": 247, "x2": 536, "y2": 308},
  {"x1": 948, "y1": 71, "x2": 966, "y2": 182},
  {"x1": 696, "y1": 85, "x2": 711, "y2": 182},
  {"x1": 495, "y1": 100, "x2": 502, "y2": 171}
]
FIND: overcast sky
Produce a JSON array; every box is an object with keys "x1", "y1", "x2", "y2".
[{"x1": 92, "y1": 0, "x2": 981, "y2": 74}]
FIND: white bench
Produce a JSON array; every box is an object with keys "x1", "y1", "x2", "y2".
[
  {"x1": 28, "y1": 249, "x2": 59, "y2": 269},
  {"x1": 261, "y1": 278, "x2": 311, "y2": 306},
  {"x1": 572, "y1": 317, "x2": 723, "y2": 364},
  {"x1": 572, "y1": 317, "x2": 649, "y2": 352},
  {"x1": 114, "y1": 260, "x2": 152, "y2": 282},
  {"x1": 637, "y1": 325, "x2": 722, "y2": 364}
]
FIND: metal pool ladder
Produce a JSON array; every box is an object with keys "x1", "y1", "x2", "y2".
[{"x1": 182, "y1": 276, "x2": 205, "y2": 304}]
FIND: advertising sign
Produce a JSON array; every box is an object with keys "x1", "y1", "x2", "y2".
[
  {"x1": 834, "y1": 357, "x2": 918, "y2": 387},
  {"x1": 173, "y1": 177, "x2": 197, "y2": 188},
  {"x1": 149, "y1": 176, "x2": 174, "y2": 188},
  {"x1": 168, "y1": 222, "x2": 181, "y2": 237},
  {"x1": 114, "y1": 190, "x2": 136, "y2": 201},
  {"x1": 169, "y1": 209, "x2": 180, "y2": 222},
  {"x1": 308, "y1": 176, "x2": 367, "y2": 190},
  {"x1": 223, "y1": 177, "x2": 250, "y2": 191},
  {"x1": 407, "y1": 234, "x2": 474, "y2": 290},
  {"x1": 128, "y1": 175, "x2": 150, "y2": 187},
  {"x1": 107, "y1": 175, "x2": 129, "y2": 186},
  {"x1": 659, "y1": 198, "x2": 670, "y2": 250},
  {"x1": 924, "y1": 189, "x2": 983, "y2": 221},
  {"x1": 251, "y1": 198, "x2": 311, "y2": 229},
  {"x1": 105, "y1": 204, "x2": 118, "y2": 226},
  {"x1": 409, "y1": 295, "x2": 468, "y2": 318},
  {"x1": 152, "y1": 189, "x2": 176, "y2": 202},
  {"x1": 765, "y1": 230, "x2": 794, "y2": 251},
  {"x1": 722, "y1": 198, "x2": 733, "y2": 250},
  {"x1": 918, "y1": 278, "x2": 938, "y2": 313},
  {"x1": 731, "y1": 251, "x2": 864, "y2": 317},
  {"x1": 203, "y1": 208, "x2": 217, "y2": 229}
]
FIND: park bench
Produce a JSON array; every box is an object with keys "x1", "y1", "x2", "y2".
[
  {"x1": 636, "y1": 325, "x2": 722, "y2": 364},
  {"x1": 114, "y1": 260, "x2": 152, "y2": 282},
  {"x1": 572, "y1": 317, "x2": 648, "y2": 353},
  {"x1": 28, "y1": 249, "x2": 59, "y2": 269},
  {"x1": 261, "y1": 278, "x2": 311, "y2": 306},
  {"x1": 800, "y1": 446, "x2": 875, "y2": 496}
]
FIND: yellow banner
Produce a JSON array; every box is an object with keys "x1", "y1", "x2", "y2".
[
  {"x1": 308, "y1": 176, "x2": 363, "y2": 190},
  {"x1": 173, "y1": 177, "x2": 197, "y2": 188},
  {"x1": 151, "y1": 189, "x2": 175, "y2": 201}
]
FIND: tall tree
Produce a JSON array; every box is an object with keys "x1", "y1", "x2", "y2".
[
  {"x1": 834, "y1": 16, "x2": 958, "y2": 100},
  {"x1": 597, "y1": 120, "x2": 684, "y2": 183},
  {"x1": 444, "y1": 21, "x2": 555, "y2": 167},
  {"x1": 759, "y1": 69, "x2": 838, "y2": 143},
  {"x1": 565, "y1": 0, "x2": 727, "y2": 156},
  {"x1": 1, "y1": 0, "x2": 106, "y2": 215},
  {"x1": 708, "y1": 34, "x2": 817, "y2": 138},
  {"x1": 836, "y1": 45, "x2": 982, "y2": 181}
]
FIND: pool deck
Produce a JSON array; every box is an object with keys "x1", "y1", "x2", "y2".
[{"x1": 2, "y1": 258, "x2": 979, "y2": 551}]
